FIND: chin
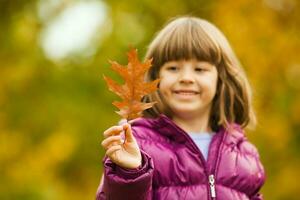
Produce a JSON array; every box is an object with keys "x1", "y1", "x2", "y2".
[
  {"x1": 172, "y1": 104, "x2": 211, "y2": 117},
  {"x1": 173, "y1": 108, "x2": 199, "y2": 116}
]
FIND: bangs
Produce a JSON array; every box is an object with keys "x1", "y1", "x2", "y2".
[{"x1": 149, "y1": 19, "x2": 222, "y2": 70}]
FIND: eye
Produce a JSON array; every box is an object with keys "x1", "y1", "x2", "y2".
[
  {"x1": 195, "y1": 67, "x2": 205, "y2": 72},
  {"x1": 167, "y1": 66, "x2": 179, "y2": 71}
]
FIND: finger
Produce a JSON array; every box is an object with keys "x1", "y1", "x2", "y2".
[
  {"x1": 106, "y1": 145, "x2": 122, "y2": 157},
  {"x1": 123, "y1": 123, "x2": 135, "y2": 143},
  {"x1": 103, "y1": 126, "x2": 123, "y2": 138},
  {"x1": 101, "y1": 135, "x2": 123, "y2": 150}
]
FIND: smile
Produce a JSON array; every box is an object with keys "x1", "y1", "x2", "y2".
[{"x1": 173, "y1": 90, "x2": 200, "y2": 95}]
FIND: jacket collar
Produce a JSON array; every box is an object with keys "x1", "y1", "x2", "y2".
[{"x1": 133, "y1": 114, "x2": 245, "y2": 145}]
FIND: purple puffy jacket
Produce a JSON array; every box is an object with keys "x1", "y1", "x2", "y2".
[{"x1": 96, "y1": 114, "x2": 265, "y2": 200}]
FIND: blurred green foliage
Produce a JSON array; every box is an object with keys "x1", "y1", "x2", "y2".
[{"x1": 0, "y1": 0, "x2": 299, "y2": 199}]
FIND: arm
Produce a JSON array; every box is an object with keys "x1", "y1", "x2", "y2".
[
  {"x1": 235, "y1": 130, "x2": 266, "y2": 200},
  {"x1": 249, "y1": 147, "x2": 266, "y2": 200},
  {"x1": 97, "y1": 121, "x2": 154, "y2": 199},
  {"x1": 96, "y1": 150, "x2": 154, "y2": 200}
]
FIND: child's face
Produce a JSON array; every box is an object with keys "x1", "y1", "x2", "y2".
[{"x1": 159, "y1": 59, "x2": 218, "y2": 118}]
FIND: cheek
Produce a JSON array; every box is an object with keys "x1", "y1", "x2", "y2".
[
  {"x1": 158, "y1": 80, "x2": 170, "y2": 96},
  {"x1": 158, "y1": 75, "x2": 174, "y2": 89},
  {"x1": 209, "y1": 77, "x2": 218, "y2": 93},
  {"x1": 212, "y1": 76, "x2": 218, "y2": 94},
  {"x1": 158, "y1": 78, "x2": 177, "y2": 99},
  {"x1": 200, "y1": 76, "x2": 218, "y2": 96}
]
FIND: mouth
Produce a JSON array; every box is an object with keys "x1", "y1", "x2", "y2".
[{"x1": 173, "y1": 90, "x2": 200, "y2": 95}]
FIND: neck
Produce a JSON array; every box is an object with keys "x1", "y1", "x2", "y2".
[{"x1": 172, "y1": 110, "x2": 212, "y2": 134}]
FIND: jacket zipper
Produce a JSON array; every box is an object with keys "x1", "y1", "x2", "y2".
[
  {"x1": 208, "y1": 174, "x2": 216, "y2": 198},
  {"x1": 205, "y1": 133, "x2": 219, "y2": 200},
  {"x1": 207, "y1": 130, "x2": 226, "y2": 200}
]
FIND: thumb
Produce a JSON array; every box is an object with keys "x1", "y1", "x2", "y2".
[{"x1": 123, "y1": 123, "x2": 135, "y2": 143}]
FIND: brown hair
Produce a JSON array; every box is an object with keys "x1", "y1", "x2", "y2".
[{"x1": 142, "y1": 16, "x2": 256, "y2": 131}]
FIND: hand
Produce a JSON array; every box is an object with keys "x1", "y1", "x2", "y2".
[{"x1": 101, "y1": 123, "x2": 142, "y2": 169}]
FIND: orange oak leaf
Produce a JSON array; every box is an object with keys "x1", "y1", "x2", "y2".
[{"x1": 103, "y1": 49, "x2": 159, "y2": 120}]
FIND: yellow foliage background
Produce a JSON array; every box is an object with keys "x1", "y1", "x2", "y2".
[{"x1": 0, "y1": 0, "x2": 299, "y2": 199}]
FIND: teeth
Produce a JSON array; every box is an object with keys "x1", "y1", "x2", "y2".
[{"x1": 176, "y1": 91, "x2": 197, "y2": 95}]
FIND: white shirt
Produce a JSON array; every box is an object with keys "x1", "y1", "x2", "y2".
[{"x1": 188, "y1": 132, "x2": 215, "y2": 160}]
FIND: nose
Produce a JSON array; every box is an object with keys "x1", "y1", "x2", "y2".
[{"x1": 179, "y1": 69, "x2": 194, "y2": 84}]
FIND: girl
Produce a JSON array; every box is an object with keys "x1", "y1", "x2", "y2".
[{"x1": 96, "y1": 16, "x2": 265, "y2": 200}]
